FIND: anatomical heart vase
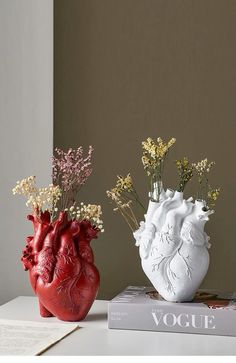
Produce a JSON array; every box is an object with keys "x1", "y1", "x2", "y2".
[
  {"x1": 107, "y1": 137, "x2": 220, "y2": 302},
  {"x1": 13, "y1": 147, "x2": 104, "y2": 321}
]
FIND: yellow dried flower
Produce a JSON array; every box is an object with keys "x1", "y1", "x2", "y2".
[
  {"x1": 116, "y1": 174, "x2": 134, "y2": 193},
  {"x1": 175, "y1": 157, "x2": 193, "y2": 192},
  {"x1": 141, "y1": 136, "x2": 176, "y2": 201},
  {"x1": 106, "y1": 173, "x2": 144, "y2": 231},
  {"x1": 192, "y1": 159, "x2": 219, "y2": 206},
  {"x1": 142, "y1": 137, "x2": 176, "y2": 165},
  {"x1": 142, "y1": 136, "x2": 176, "y2": 172},
  {"x1": 207, "y1": 187, "x2": 220, "y2": 208}
]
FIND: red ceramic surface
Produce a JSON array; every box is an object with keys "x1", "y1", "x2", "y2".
[{"x1": 21, "y1": 211, "x2": 100, "y2": 321}]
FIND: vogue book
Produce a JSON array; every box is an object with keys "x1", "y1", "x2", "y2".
[{"x1": 108, "y1": 286, "x2": 236, "y2": 336}]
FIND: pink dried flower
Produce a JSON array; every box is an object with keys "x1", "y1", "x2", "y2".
[{"x1": 52, "y1": 146, "x2": 93, "y2": 206}]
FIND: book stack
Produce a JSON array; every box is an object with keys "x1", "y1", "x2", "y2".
[{"x1": 108, "y1": 286, "x2": 236, "y2": 336}]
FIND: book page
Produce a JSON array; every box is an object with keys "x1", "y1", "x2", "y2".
[{"x1": 0, "y1": 319, "x2": 79, "y2": 355}]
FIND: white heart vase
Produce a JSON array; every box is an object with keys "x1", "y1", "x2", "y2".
[{"x1": 133, "y1": 190, "x2": 213, "y2": 302}]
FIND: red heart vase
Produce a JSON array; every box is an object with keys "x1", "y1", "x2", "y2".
[{"x1": 21, "y1": 211, "x2": 100, "y2": 321}]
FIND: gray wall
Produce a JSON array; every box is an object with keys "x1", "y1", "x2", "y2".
[
  {"x1": 0, "y1": 0, "x2": 53, "y2": 305},
  {"x1": 54, "y1": 0, "x2": 236, "y2": 300}
]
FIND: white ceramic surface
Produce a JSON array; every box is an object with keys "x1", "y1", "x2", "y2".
[{"x1": 133, "y1": 190, "x2": 213, "y2": 302}]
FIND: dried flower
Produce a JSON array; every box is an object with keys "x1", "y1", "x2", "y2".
[
  {"x1": 106, "y1": 174, "x2": 144, "y2": 231},
  {"x1": 142, "y1": 137, "x2": 176, "y2": 201},
  {"x1": 13, "y1": 146, "x2": 104, "y2": 234},
  {"x1": 207, "y1": 187, "x2": 220, "y2": 209},
  {"x1": 192, "y1": 158, "x2": 220, "y2": 208},
  {"x1": 12, "y1": 177, "x2": 62, "y2": 218},
  {"x1": 107, "y1": 189, "x2": 139, "y2": 232},
  {"x1": 116, "y1": 174, "x2": 134, "y2": 193},
  {"x1": 52, "y1": 146, "x2": 93, "y2": 209},
  {"x1": 175, "y1": 157, "x2": 193, "y2": 192},
  {"x1": 106, "y1": 188, "x2": 120, "y2": 202},
  {"x1": 12, "y1": 176, "x2": 37, "y2": 196},
  {"x1": 142, "y1": 137, "x2": 176, "y2": 164},
  {"x1": 108, "y1": 137, "x2": 220, "y2": 233},
  {"x1": 192, "y1": 158, "x2": 215, "y2": 177},
  {"x1": 68, "y1": 202, "x2": 104, "y2": 231}
]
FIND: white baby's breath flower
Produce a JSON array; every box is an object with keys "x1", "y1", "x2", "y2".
[
  {"x1": 70, "y1": 203, "x2": 104, "y2": 231},
  {"x1": 13, "y1": 176, "x2": 62, "y2": 216}
]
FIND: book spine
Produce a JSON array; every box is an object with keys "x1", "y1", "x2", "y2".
[{"x1": 108, "y1": 302, "x2": 236, "y2": 336}]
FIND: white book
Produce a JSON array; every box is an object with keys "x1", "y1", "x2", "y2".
[{"x1": 108, "y1": 286, "x2": 236, "y2": 336}]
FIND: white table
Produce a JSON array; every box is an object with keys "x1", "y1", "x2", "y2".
[{"x1": 0, "y1": 296, "x2": 236, "y2": 355}]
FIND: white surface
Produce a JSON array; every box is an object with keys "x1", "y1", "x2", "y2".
[
  {"x1": 0, "y1": 297, "x2": 236, "y2": 355},
  {"x1": 0, "y1": 0, "x2": 53, "y2": 305}
]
